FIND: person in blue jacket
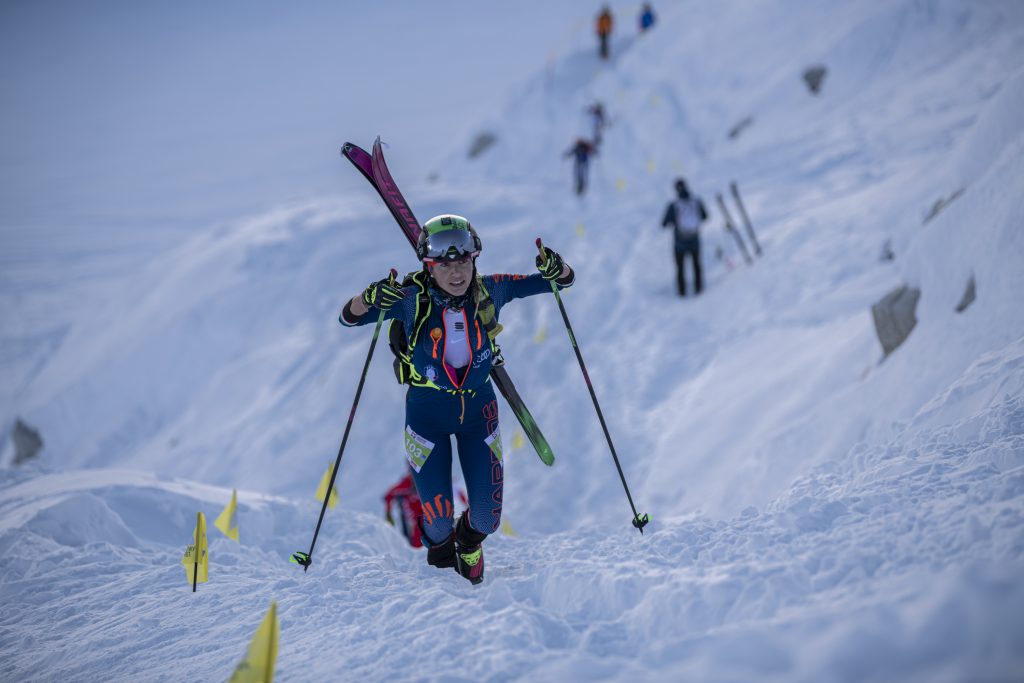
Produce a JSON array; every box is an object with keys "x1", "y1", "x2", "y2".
[
  {"x1": 639, "y1": 4, "x2": 656, "y2": 32},
  {"x1": 340, "y1": 215, "x2": 574, "y2": 584}
]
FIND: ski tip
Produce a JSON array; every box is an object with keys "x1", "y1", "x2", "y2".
[{"x1": 535, "y1": 237, "x2": 543, "y2": 251}]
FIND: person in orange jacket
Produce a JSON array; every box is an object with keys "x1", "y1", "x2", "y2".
[{"x1": 596, "y1": 6, "x2": 614, "y2": 60}]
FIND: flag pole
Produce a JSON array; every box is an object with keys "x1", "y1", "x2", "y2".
[{"x1": 192, "y1": 512, "x2": 199, "y2": 592}]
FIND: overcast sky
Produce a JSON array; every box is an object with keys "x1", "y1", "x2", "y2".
[{"x1": 0, "y1": 1, "x2": 600, "y2": 231}]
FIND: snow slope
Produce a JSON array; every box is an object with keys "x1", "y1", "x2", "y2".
[{"x1": 2, "y1": 1, "x2": 1024, "y2": 680}]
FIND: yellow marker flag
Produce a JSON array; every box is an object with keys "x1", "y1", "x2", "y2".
[
  {"x1": 315, "y1": 463, "x2": 340, "y2": 509},
  {"x1": 646, "y1": 159, "x2": 656, "y2": 175},
  {"x1": 615, "y1": 178, "x2": 627, "y2": 192},
  {"x1": 575, "y1": 221, "x2": 586, "y2": 237},
  {"x1": 533, "y1": 326, "x2": 547, "y2": 344},
  {"x1": 650, "y1": 93, "x2": 662, "y2": 106},
  {"x1": 181, "y1": 511, "x2": 209, "y2": 586},
  {"x1": 501, "y1": 519, "x2": 518, "y2": 537},
  {"x1": 511, "y1": 430, "x2": 524, "y2": 450},
  {"x1": 214, "y1": 489, "x2": 240, "y2": 542},
  {"x1": 229, "y1": 601, "x2": 280, "y2": 683}
]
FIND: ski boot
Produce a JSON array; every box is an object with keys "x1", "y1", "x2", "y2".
[
  {"x1": 454, "y1": 513, "x2": 486, "y2": 585},
  {"x1": 421, "y1": 519, "x2": 457, "y2": 570}
]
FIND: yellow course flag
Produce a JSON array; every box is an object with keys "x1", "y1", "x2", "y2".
[
  {"x1": 533, "y1": 326, "x2": 547, "y2": 344},
  {"x1": 181, "y1": 511, "x2": 209, "y2": 584},
  {"x1": 501, "y1": 519, "x2": 518, "y2": 537},
  {"x1": 615, "y1": 178, "x2": 627, "y2": 192},
  {"x1": 575, "y1": 221, "x2": 586, "y2": 237},
  {"x1": 229, "y1": 601, "x2": 280, "y2": 683},
  {"x1": 214, "y1": 489, "x2": 240, "y2": 542},
  {"x1": 315, "y1": 463, "x2": 340, "y2": 509},
  {"x1": 511, "y1": 430, "x2": 524, "y2": 450}
]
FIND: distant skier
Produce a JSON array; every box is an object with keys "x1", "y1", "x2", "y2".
[
  {"x1": 639, "y1": 4, "x2": 656, "y2": 32},
  {"x1": 661, "y1": 178, "x2": 708, "y2": 296},
  {"x1": 383, "y1": 470, "x2": 423, "y2": 548},
  {"x1": 596, "y1": 5, "x2": 614, "y2": 60},
  {"x1": 564, "y1": 138, "x2": 598, "y2": 196},
  {"x1": 341, "y1": 215, "x2": 574, "y2": 584},
  {"x1": 587, "y1": 102, "x2": 607, "y2": 146}
]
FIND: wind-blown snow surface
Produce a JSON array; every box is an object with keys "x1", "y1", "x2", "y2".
[{"x1": 3, "y1": 1, "x2": 1024, "y2": 680}]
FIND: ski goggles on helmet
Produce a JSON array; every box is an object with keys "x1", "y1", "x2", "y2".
[{"x1": 419, "y1": 229, "x2": 480, "y2": 263}]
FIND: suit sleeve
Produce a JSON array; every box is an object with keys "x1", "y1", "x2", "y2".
[
  {"x1": 338, "y1": 288, "x2": 414, "y2": 328},
  {"x1": 485, "y1": 272, "x2": 574, "y2": 311}
]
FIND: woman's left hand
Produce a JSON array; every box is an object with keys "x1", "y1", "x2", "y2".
[{"x1": 536, "y1": 245, "x2": 566, "y2": 280}]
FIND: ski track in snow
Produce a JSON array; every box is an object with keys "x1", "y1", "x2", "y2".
[{"x1": 2, "y1": 1, "x2": 1024, "y2": 681}]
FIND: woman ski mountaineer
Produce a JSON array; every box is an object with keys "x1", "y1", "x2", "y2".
[{"x1": 340, "y1": 215, "x2": 574, "y2": 584}]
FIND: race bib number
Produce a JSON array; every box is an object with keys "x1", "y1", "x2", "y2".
[
  {"x1": 485, "y1": 427, "x2": 503, "y2": 462},
  {"x1": 404, "y1": 426, "x2": 435, "y2": 472}
]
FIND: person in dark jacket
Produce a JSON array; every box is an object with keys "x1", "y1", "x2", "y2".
[
  {"x1": 563, "y1": 138, "x2": 598, "y2": 195},
  {"x1": 661, "y1": 178, "x2": 708, "y2": 296}
]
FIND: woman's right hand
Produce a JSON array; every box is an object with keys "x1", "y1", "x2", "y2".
[{"x1": 360, "y1": 271, "x2": 404, "y2": 311}]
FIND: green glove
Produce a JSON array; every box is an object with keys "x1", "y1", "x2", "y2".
[
  {"x1": 535, "y1": 245, "x2": 565, "y2": 281},
  {"x1": 361, "y1": 273, "x2": 403, "y2": 310}
]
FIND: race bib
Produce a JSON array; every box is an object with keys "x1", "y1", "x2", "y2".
[
  {"x1": 485, "y1": 427, "x2": 503, "y2": 462},
  {"x1": 404, "y1": 426, "x2": 435, "y2": 472}
]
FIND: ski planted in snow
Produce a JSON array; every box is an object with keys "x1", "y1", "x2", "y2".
[
  {"x1": 341, "y1": 138, "x2": 556, "y2": 466},
  {"x1": 730, "y1": 181, "x2": 762, "y2": 257},
  {"x1": 716, "y1": 192, "x2": 753, "y2": 265}
]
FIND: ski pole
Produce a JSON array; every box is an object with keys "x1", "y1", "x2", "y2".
[
  {"x1": 730, "y1": 181, "x2": 762, "y2": 257},
  {"x1": 536, "y1": 239, "x2": 649, "y2": 534},
  {"x1": 292, "y1": 270, "x2": 396, "y2": 571}
]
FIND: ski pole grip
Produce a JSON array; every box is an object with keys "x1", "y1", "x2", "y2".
[
  {"x1": 536, "y1": 238, "x2": 554, "y2": 273},
  {"x1": 536, "y1": 238, "x2": 550, "y2": 266}
]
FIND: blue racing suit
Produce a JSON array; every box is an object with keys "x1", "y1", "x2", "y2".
[{"x1": 341, "y1": 271, "x2": 573, "y2": 544}]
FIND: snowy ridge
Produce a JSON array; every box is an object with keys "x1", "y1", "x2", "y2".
[
  {"x1": 2, "y1": 360, "x2": 1022, "y2": 679},
  {"x1": 2, "y1": 0, "x2": 1024, "y2": 680}
]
